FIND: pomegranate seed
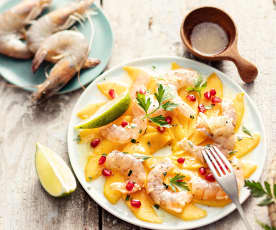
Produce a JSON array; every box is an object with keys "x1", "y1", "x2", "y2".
[
  {"x1": 199, "y1": 167, "x2": 207, "y2": 175},
  {"x1": 205, "y1": 173, "x2": 215, "y2": 182},
  {"x1": 108, "y1": 89, "x2": 115, "y2": 99},
  {"x1": 187, "y1": 94, "x2": 196, "y2": 102},
  {"x1": 210, "y1": 88, "x2": 216, "y2": 96},
  {"x1": 204, "y1": 91, "x2": 211, "y2": 100},
  {"x1": 121, "y1": 121, "x2": 128, "y2": 127},
  {"x1": 211, "y1": 96, "x2": 222, "y2": 103},
  {"x1": 198, "y1": 104, "x2": 206, "y2": 113},
  {"x1": 91, "y1": 138, "x2": 100, "y2": 148},
  {"x1": 130, "y1": 199, "x2": 141, "y2": 208},
  {"x1": 157, "y1": 126, "x2": 166, "y2": 133},
  {"x1": 165, "y1": 116, "x2": 172, "y2": 124},
  {"x1": 98, "y1": 155, "x2": 106, "y2": 165},
  {"x1": 177, "y1": 157, "x2": 185, "y2": 164},
  {"x1": 176, "y1": 179, "x2": 183, "y2": 182},
  {"x1": 138, "y1": 89, "x2": 146, "y2": 95},
  {"x1": 126, "y1": 181, "x2": 135, "y2": 191},
  {"x1": 102, "y1": 168, "x2": 112, "y2": 177}
]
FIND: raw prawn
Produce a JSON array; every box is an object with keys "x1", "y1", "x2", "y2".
[
  {"x1": 147, "y1": 159, "x2": 192, "y2": 213},
  {"x1": 105, "y1": 150, "x2": 146, "y2": 194},
  {"x1": 185, "y1": 157, "x2": 244, "y2": 200},
  {"x1": 0, "y1": 0, "x2": 51, "y2": 59},
  {"x1": 26, "y1": 0, "x2": 97, "y2": 69},
  {"x1": 178, "y1": 139, "x2": 205, "y2": 163},
  {"x1": 31, "y1": 30, "x2": 91, "y2": 102}
]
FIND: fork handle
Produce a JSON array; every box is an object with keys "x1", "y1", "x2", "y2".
[{"x1": 233, "y1": 199, "x2": 253, "y2": 230}]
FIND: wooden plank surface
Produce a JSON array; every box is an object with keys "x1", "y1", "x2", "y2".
[{"x1": 0, "y1": 0, "x2": 275, "y2": 229}]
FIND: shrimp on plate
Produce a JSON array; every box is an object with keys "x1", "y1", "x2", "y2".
[
  {"x1": 99, "y1": 69, "x2": 153, "y2": 144},
  {"x1": 184, "y1": 157, "x2": 244, "y2": 200},
  {"x1": 0, "y1": 0, "x2": 51, "y2": 59},
  {"x1": 26, "y1": 0, "x2": 99, "y2": 70},
  {"x1": 31, "y1": 30, "x2": 91, "y2": 102},
  {"x1": 196, "y1": 100, "x2": 237, "y2": 156},
  {"x1": 147, "y1": 159, "x2": 192, "y2": 213},
  {"x1": 178, "y1": 100, "x2": 237, "y2": 163},
  {"x1": 158, "y1": 68, "x2": 199, "y2": 118},
  {"x1": 105, "y1": 150, "x2": 146, "y2": 194}
]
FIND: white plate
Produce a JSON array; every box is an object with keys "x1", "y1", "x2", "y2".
[{"x1": 67, "y1": 56, "x2": 267, "y2": 229}]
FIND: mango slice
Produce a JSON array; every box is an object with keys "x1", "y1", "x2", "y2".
[
  {"x1": 233, "y1": 93, "x2": 245, "y2": 132},
  {"x1": 171, "y1": 62, "x2": 182, "y2": 70},
  {"x1": 241, "y1": 160, "x2": 257, "y2": 179},
  {"x1": 104, "y1": 173, "x2": 125, "y2": 204},
  {"x1": 97, "y1": 81, "x2": 128, "y2": 99},
  {"x1": 174, "y1": 203, "x2": 207, "y2": 221},
  {"x1": 77, "y1": 102, "x2": 106, "y2": 120},
  {"x1": 234, "y1": 134, "x2": 261, "y2": 158},
  {"x1": 93, "y1": 139, "x2": 124, "y2": 155},
  {"x1": 201, "y1": 73, "x2": 223, "y2": 117},
  {"x1": 79, "y1": 129, "x2": 99, "y2": 144},
  {"x1": 125, "y1": 189, "x2": 162, "y2": 223},
  {"x1": 85, "y1": 155, "x2": 103, "y2": 181},
  {"x1": 194, "y1": 199, "x2": 231, "y2": 207}
]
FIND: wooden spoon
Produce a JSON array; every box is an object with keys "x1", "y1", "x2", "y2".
[{"x1": 180, "y1": 7, "x2": 258, "y2": 83}]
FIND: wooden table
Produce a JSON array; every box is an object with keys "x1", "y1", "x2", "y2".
[{"x1": 0, "y1": 0, "x2": 275, "y2": 229}]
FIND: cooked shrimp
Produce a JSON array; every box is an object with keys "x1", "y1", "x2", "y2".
[
  {"x1": 196, "y1": 100, "x2": 237, "y2": 156},
  {"x1": 99, "y1": 69, "x2": 153, "y2": 143},
  {"x1": 31, "y1": 30, "x2": 91, "y2": 102},
  {"x1": 0, "y1": 0, "x2": 51, "y2": 59},
  {"x1": 26, "y1": 0, "x2": 96, "y2": 69},
  {"x1": 159, "y1": 69, "x2": 199, "y2": 118},
  {"x1": 105, "y1": 150, "x2": 146, "y2": 194},
  {"x1": 99, "y1": 116, "x2": 147, "y2": 144},
  {"x1": 147, "y1": 159, "x2": 192, "y2": 213},
  {"x1": 178, "y1": 139, "x2": 205, "y2": 163},
  {"x1": 186, "y1": 157, "x2": 244, "y2": 200}
]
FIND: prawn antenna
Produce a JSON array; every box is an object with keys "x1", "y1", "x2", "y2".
[{"x1": 86, "y1": 12, "x2": 95, "y2": 54}]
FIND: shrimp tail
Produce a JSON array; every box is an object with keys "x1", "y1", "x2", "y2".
[
  {"x1": 83, "y1": 58, "x2": 101, "y2": 69},
  {"x1": 32, "y1": 49, "x2": 47, "y2": 73}
]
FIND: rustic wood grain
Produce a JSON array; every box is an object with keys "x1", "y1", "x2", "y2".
[{"x1": 0, "y1": 0, "x2": 275, "y2": 229}]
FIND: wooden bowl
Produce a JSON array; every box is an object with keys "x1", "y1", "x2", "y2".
[{"x1": 180, "y1": 7, "x2": 258, "y2": 83}]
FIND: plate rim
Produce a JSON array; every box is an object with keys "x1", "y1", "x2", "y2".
[
  {"x1": 0, "y1": 2, "x2": 113, "y2": 94},
  {"x1": 67, "y1": 55, "x2": 267, "y2": 229}
]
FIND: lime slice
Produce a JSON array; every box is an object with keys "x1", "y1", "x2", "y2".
[
  {"x1": 35, "y1": 143, "x2": 76, "y2": 197},
  {"x1": 75, "y1": 92, "x2": 131, "y2": 129}
]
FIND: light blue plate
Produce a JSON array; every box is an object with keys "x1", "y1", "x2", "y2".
[{"x1": 0, "y1": 0, "x2": 113, "y2": 94}]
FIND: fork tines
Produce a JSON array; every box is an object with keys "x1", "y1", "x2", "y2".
[{"x1": 202, "y1": 146, "x2": 234, "y2": 177}]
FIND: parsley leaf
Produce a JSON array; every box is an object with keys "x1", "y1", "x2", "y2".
[
  {"x1": 150, "y1": 115, "x2": 170, "y2": 127},
  {"x1": 242, "y1": 126, "x2": 253, "y2": 137},
  {"x1": 136, "y1": 93, "x2": 151, "y2": 113},
  {"x1": 169, "y1": 174, "x2": 190, "y2": 192},
  {"x1": 186, "y1": 75, "x2": 207, "y2": 97},
  {"x1": 132, "y1": 154, "x2": 152, "y2": 161},
  {"x1": 162, "y1": 101, "x2": 178, "y2": 111},
  {"x1": 245, "y1": 180, "x2": 276, "y2": 206},
  {"x1": 136, "y1": 84, "x2": 177, "y2": 127},
  {"x1": 257, "y1": 220, "x2": 276, "y2": 230}
]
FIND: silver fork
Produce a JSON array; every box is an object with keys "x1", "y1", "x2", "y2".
[{"x1": 202, "y1": 145, "x2": 252, "y2": 230}]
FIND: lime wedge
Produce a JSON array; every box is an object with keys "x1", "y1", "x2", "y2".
[
  {"x1": 75, "y1": 92, "x2": 131, "y2": 129},
  {"x1": 35, "y1": 143, "x2": 76, "y2": 197}
]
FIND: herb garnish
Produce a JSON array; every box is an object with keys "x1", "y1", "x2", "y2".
[
  {"x1": 257, "y1": 220, "x2": 276, "y2": 230},
  {"x1": 125, "y1": 195, "x2": 130, "y2": 201},
  {"x1": 131, "y1": 139, "x2": 137, "y2": 143},
  {"x1": 169, "y1": 174, "x2": 190, "y2": 192},
  {"x1": 228, "y1": 150, "x2": 237, "y2": 155},
  {"x1": 245, "y1": 180, "x2": 276, "y2": 206},
  {"x1": 128, "y1": 170, "x2": 133, "y2": 177},
  {"x1": 186, "y1": 75, "x2": 207, "y2": 97},
  {"x1": 136, "y1": 84, "x2": 177, "y2": 127},
  {"x1": 132, "y1": 154, "x2": 152, "y2": 161},
  {"x1": 74, "y1": 135, "x2": 81, "y2": 143},
  {"x1": 163, "y1": 172, "x2": 167, "y2": 177},
  {"x1": 154, "y1": 204, "x2": 160, "y2": 209},
  {"x1": 242, "y1": 126, "x2": 253, "y2": 137},
  {"x1": 163, "y1": 182, "x2": 169, "y2": 189}
]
